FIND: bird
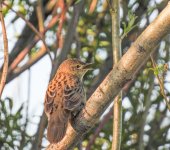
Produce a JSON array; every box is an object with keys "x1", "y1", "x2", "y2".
[{"x1": 44, "y1": 58, "x2": 93, "y2": 143}]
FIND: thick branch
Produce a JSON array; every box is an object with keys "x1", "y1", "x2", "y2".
[{"x1": 47, "y1": 3, "x2": 170, "y2": 150}]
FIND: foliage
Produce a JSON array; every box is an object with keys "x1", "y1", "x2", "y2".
[
  {"x1": 0, "y1": 0, "x2": 170, "y2": 149},
  {"x1": 121, "y1": 11, "x2": 138, "y2": 40},
  {"x1": 0, "y1": 98, "x2": 32, "y2": 149}
]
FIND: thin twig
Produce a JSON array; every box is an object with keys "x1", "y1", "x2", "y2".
[
  {"x1": 2, "y1": 2, "x2": 53, "y2": 63},
  {"x1": 120, "y1": 25, "x2": 137, "y2": 41},
  {"x1": 7, "y1": 47, "x2": 47, "y2": 83},
  {"x1": 86, "y1": 106, "x2": 113, "y2": 150},
  {"x1": 0, "y1": 2, "x2": 8, "y2": 98},
  {"x1": 88, "y1": 0, "x2": 97, "y2": 14},
  {"x1": 19, "y1": 68, "x2": 31, "y2": 149},
  {"x1": 138, "y1": 72, "x2": 155, "y2": 150},
  {"x1": 36, "y1": 0, "x2": 44, "y2": 33},
  {"x1": 150, "y1": 55, "x2": 170, "y2": 110},
  {"x1": 56, "y1": 0, "x2": 66, "y2": 51},
  {"x1": 111, "y1": 0, "x2": 122, "y2": 149},
  {"x1": 8, "y1": 11, "x2": 60, "y2": 74},
  {"x1": 106, "y1": 0, "x2": 113, "y2": 11}
]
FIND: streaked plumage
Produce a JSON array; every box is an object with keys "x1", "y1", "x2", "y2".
[{"x1": 44, "y1": 58, "x2": 92, "y2": 143}]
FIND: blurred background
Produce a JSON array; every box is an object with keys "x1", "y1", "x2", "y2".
[{"x1": 0, "y1": 0, "x2": 170, "y2": 150}]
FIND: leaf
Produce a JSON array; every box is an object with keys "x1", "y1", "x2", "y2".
[
  {"x1": 74, "y1": 0, "x2": 83, "y2": 5},
  {"x1": 121, "y1": 10, "x2": 138, "y2": 39},
  {"x1": 5, "y1": 97, "x2": 13, "y2": 110},
  {"x1": 14, "y1": 104, "x2": 24, "y2": 120}
]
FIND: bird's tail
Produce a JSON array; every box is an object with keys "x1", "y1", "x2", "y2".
[{"x1": 47, "y1": 109, "x2": 70, "y2": 143}]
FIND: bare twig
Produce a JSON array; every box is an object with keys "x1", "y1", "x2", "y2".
[
  {"x1": 0, "y1": 2, "x2": 8, "y2": 98},
  {"x1": 112, "y1": 95, "x2": 122, "y2": 150},
  {"x1": 150, "y1": 55, "x2": 170, "y2": 110},
  {"x1": 56, "y1": 0, "x2": 66, "y2": 51},
  {"x1": 19, "y1": 68, "x2": 31, "y2": 149},
  {"x1": 110, "y1": 0, "x2": 122, "y2": 149},
  {"x1": 138, "y1": 72, "x2": 155, "y2": 150},
  {"x1": 7, "y1": 8, "x2": 60, "y2": 75},
  {"x1": 5, "y1": 0, "x2": 54, "y2": 69},
  {"x1": 85, "y1": 106, "x2": 113, "y2": 150},
  {"x1": 88, "y1": 0, "x2": 98, "y2": 14},
  {"x1": 2, "y1": 2, "x2": 53, "y2": 63},
  {"x1": 8, "y1": 36, "x2": 40, "y2": 73},
  {"x1": 7, "y1": 47, "x2": 47, "y2": 83},
  {"x1": 106, "y1": 0, "x2": 113, "y2": 10},
  {"x1": 36, "y1": 0, "x2": 44, "y2": 33},
  {"x1": 7, "y1": 9, "x2": 61, "y2": 81}
]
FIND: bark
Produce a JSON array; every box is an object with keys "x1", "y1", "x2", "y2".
[
  {"x1": 111, "y1": 0, "x2": 122, "y2": 149},
  {"x1": 0, "y1": 2, "x2": 8, "y2": 98},
  {"x1": 46, "y1": 2, "x2": 170, "y2": 150},
  {"x1": 7, "y1": 0, "x2": 50, "y2": 66}
]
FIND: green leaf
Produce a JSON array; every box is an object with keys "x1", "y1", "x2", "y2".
[
  {"x1": 121, "y1": 10, "x2": 138, "y2": 39},
  {"x1": 5, "y1": 97, "x2": 13, "y2": 110}
]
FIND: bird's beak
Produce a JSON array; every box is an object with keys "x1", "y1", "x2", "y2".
[{"x1": 83, "y1": 63, "x2": 94, "y2": 70}]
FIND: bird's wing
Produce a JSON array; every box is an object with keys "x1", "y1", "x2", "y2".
[
  {"x1": 63, "y1": 84, "x2": 85, "y2": 111},
  {"x1": 44, "y1": 81, "x2": 57, "y2": 117},
  {"x1": 44, "y1": 80, "x2": 70, "y2": 143}
]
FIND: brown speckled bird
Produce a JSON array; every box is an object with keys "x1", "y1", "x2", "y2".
[{"x1": 44, "y1": 58, "x2": 92, "y2": 143}]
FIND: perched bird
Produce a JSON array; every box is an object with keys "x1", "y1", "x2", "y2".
[{"x1": 44, "y1": 58, "x2": 93, "y2": 143}]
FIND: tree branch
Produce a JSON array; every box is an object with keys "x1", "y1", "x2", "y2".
[
  {"x1": 85, "y1": 106, "x2": 113, "y2": 150},
  {"x1": 0, "y1": 2, "x2": 8, "y2": 98},
  {"x1": 6, "y1": 1, "x2": 51, "y2": 67},
  {"x1": 6, "y1": 6, "x2": 61, "y2": 80},
  {"x1": 36, "y1": 0, "x2": 44, "y2": 33},
  {"x1": 6, "y1": 46, "x2": 47, "y2": 83},
  {"x1": 110, "y1": 0, "x2": 122, "y2": 149},
  {"x1": 138, "y1": 71, "x2": 155, "y2": 150},
  {"x1": 46, "y1": 2, "x2": 170, "y2": 150},
  {"x1": 3, "y1": 2, "x2": 53, "y2": 62},
  {"x1": 150, "y1": 55, "x2": 170, "y2": 110}
]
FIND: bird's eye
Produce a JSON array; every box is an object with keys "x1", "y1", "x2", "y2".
[{"x1": 76, "y1": 65, "x2": 81, "y2": 68}]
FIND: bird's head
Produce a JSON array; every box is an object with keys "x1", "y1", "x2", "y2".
[{"x1": 58, "y1": 58, "x2": 93, "y2": 79}]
